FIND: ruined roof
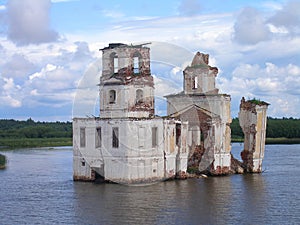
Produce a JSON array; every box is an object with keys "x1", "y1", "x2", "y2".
[
  {"x1": 100, "y1": 42, "x2": 151, "y2": 51},
  {"x1": 191, "y1": 52, "x2": 209, "y2": 66},
  {"x1": 240, "y1": 97, "x2": 270, "y2": 107},
  {"x1": 100, "y1": 43, "x2": 126, "y2": 50}
]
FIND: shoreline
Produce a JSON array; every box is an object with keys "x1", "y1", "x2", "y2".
[
  {"x1": 232, "y1": 137, "x2": 300, "y2": 145},
  {"x1": 0, "y1": 137, "x2": 300, "y2": 150}
]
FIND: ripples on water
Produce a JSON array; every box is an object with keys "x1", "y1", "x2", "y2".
[{"x1": 0, "y1": 144, "x2": 299, "y2": 225}]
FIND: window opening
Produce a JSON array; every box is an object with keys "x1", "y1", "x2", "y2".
[
  {"x1": 193, "y1": 76, "x2": 198, "y2": 89},
  {"x1": 81, "y1": 158, "x2": 85, "y2": 167},
  {"x1": 133, "y1": 56, "x2": 139, "y2": 73},
  {"x1": 96, "y1": 127, "x2": 101, "y2": 148},
  {"x1": 80, "y1": 127, "x2": 86, "y2": 148},
  {"x1": 138, "y1": 127, "x2": 145, "y2": 147},
  {"x1": 113, "y1": 55, "x2": 118, "y2": 73},
  {"x1": 152, "y1": 127, "x2": 158, "y2": 147},
  {"x1": 136, "y1": 89, "x2": 143, "y2": 103},
  {"x1": 109, "y1": 90, "x2": 116, "y2": 104},
  {"x1": 112, "y1": 127, "x2": 119, "y2": 148},
  {"x1": 176, "y1": 124, "x2": 181, "y2": 146}
]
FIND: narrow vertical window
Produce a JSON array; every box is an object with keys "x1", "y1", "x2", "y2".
[
  {"x1": 138, "y1": 127, "x2": 145, "y2": 147},
  {"x1": 96, "y1": 127, "x2": 101, "y2": 148},
  {"x1": 152, "y1": 127, "x2": 158, "y2": 148},
  {"x1": 80, "y1": 127, "x2": 86, "y2": 148},
  {"x1": 109, "y1": 90, "x2": 116, "y2": 104},
  {"x1": 113, "y1": 55, "x2": 118, "y2": 73},
  {"x1": 136, "y1": 89, "x2": 143, "y2": 103},
  {"x1": 193, "y1": 76, "x2": 198, "y2": 89},
  {"x1": 176, "y1": 124, "x2": 181, "y2": 146},
  {"x1": 133, "y1": 56, "x2": 139, "y2": 73},
  {"x1": 112, "y1": 127, "x2": 119, "y2": 148}
]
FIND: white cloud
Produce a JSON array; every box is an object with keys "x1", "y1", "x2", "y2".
[
  {"x1": 0, "y1": 95, "x2": 21, "y2": 107},
  {"x1": 153, "y1": 74, "x2": 182, "y2": 116},
  {"x1": 153, "y1": 75, "x2": 181, "y2": 97},
  {"x1": 2, "y1": 53, "x2": 37, "y2": 82},
  {"x1": 7, "y1": 0, "x2": 59, "y2": 45},
  {"x1": 218, "y1": 62, "x2": 300, "y2": 117},
  {"x1": 268, "y1": 0, "x2": 300, "y2": 33},
  {"x1": 1, "y1": 0, "x2": 300, "y2": 120},
  {"x1": 0, "y1": 38, "x2": 97, "y2": 112},
  {"x1": 233, "y1": 7, "x2": 270, "y2": 44},
  {"x1": 24, "y1": 65, "x2": 76, "y2": 107},
  {"x1": 0, "y1": 77, "x2": 22, "y2": 107},
  {"x1": 3, "y1": 77, "x2": 20, "y2": 91},
  {"x1": 29, "y1": 64, "x2": 57, "y2": 80}
]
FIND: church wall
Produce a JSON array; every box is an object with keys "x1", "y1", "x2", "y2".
[
  {"x1": 100, "y1": 84, "x2": 154, "y2": 118},
  {"x1": 184, "y1": 67, "x2": 217, "y2": 94},
  {"x1": 73, "y1": 116, "x2": 184, "y2": 183},
  {"x1": 167, "y1": 94, "x2": 231, "y2": 124},
  {"x1": 239, "y1": 99, "x2": 269, "y2": 173}
]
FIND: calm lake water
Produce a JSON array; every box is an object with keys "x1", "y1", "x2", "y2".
[{"x1": 0, "y1": 143, "x2": 299, "y2": 225}]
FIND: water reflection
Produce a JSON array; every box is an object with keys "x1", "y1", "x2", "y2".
[
  {"x1": 1, "y1": 145, "x2": 300, "y2": 225},
  {"x1": 72, "y1": 175, "x2": 268, "y2": 225}
]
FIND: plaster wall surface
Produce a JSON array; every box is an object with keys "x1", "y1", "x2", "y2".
[
  {"x1": 100, "y1": 84, "x2": 154, "y2": 118},
  {"x1": 73, "y1": 117, "x2": 188, "y2": 183},
  {"x1": 239, "y1": 98, "x2": 269, "y2": 172},
  {"x1": 166, "y1": 94, "x2": 231, "y2": 124}
]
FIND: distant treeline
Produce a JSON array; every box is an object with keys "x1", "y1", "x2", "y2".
[
  {"x1": 0, "y1": 118, "x2": 72, "y2": 139},
  {"x1": 1, "y1": 117, "x2": 300, "y2": 140},
  {"x1": 231, "y1": 117, "x2": 300, "y2": 139}
]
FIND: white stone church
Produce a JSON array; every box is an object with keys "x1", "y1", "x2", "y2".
[
  {"x1": 73, "y1": 43, "x2": 189, "y2": 184},
  {"x1": 73, "y1": 43, "x2": 268, "y2": 184}
]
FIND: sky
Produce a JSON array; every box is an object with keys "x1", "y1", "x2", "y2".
[{"x1": 0, "y1": 0, "x2": 300, "y2": 121}]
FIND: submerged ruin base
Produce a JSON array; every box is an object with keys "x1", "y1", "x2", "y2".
[
  {"x1": 73, "y1": 43, "x2": 269, "y2": 184},
  {"x1": 185, "y1": 97, "x2": 269, "y2": 177}
]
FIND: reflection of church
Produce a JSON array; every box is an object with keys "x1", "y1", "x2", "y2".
[{"x1": 73, "y1": 43, "x2": 269, "y2": 184}]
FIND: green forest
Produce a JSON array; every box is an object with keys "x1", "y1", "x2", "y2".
[
  {"x1": 0, "y1": 118, "x2": 72, "y2": 148},
  {"x1": 0, "y1": 117, "x2": 300, "y2": 149},
  {"x1": 231, "y1": 117, "x2": 300, "y2": 144}
]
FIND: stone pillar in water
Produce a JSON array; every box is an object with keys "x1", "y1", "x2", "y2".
[{"x1": 239, "y1": 97, "x2": 269, "y2": 173}]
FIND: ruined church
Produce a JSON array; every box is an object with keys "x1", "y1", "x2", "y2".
[{"x1": 73, "y1": 43, "x2": 269, "y2": 184}]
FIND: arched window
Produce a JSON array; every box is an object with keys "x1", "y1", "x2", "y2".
[
  {"x1": 133, "y1": 52, "x2": 142, "y2": 74},
  {"x1": 136, "y1": 89, "x2": 143, "y2": 103},
  {"x1": 109, "y1": 90, "x2": 116, "y2": 104},
  {"x1": 110, "y1": 52, "x2": 118, "y2": 74}
]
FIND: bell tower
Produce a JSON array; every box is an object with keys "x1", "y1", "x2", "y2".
[
  {"x1": 99, "y1": 43, "x2": 154, "y2": 118},
  {"x1": 183, "y1": 52, "x2": 219, "y2": 95}
]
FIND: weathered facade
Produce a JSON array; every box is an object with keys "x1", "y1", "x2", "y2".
[
  {"x1": 73, "y1": 43, "x2": 189, "y2": 184},
  {"x1": 239, "y1": 97, "x2": 269, "y2": 173},
  {"x1": 73, "y1": 43, "x2": 269, "y2": 184},
  {"x1": 165, "y1": 52, "x2": 232, "y2": 175}
]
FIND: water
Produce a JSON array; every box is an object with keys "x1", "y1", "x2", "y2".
[{"x1": 0, "y1": 144, "x2": 299, "y2": 225}]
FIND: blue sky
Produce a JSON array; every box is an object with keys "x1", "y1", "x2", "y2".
[{"x1": 0, "y1": 0, "x2": 300, "y2": 121}]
